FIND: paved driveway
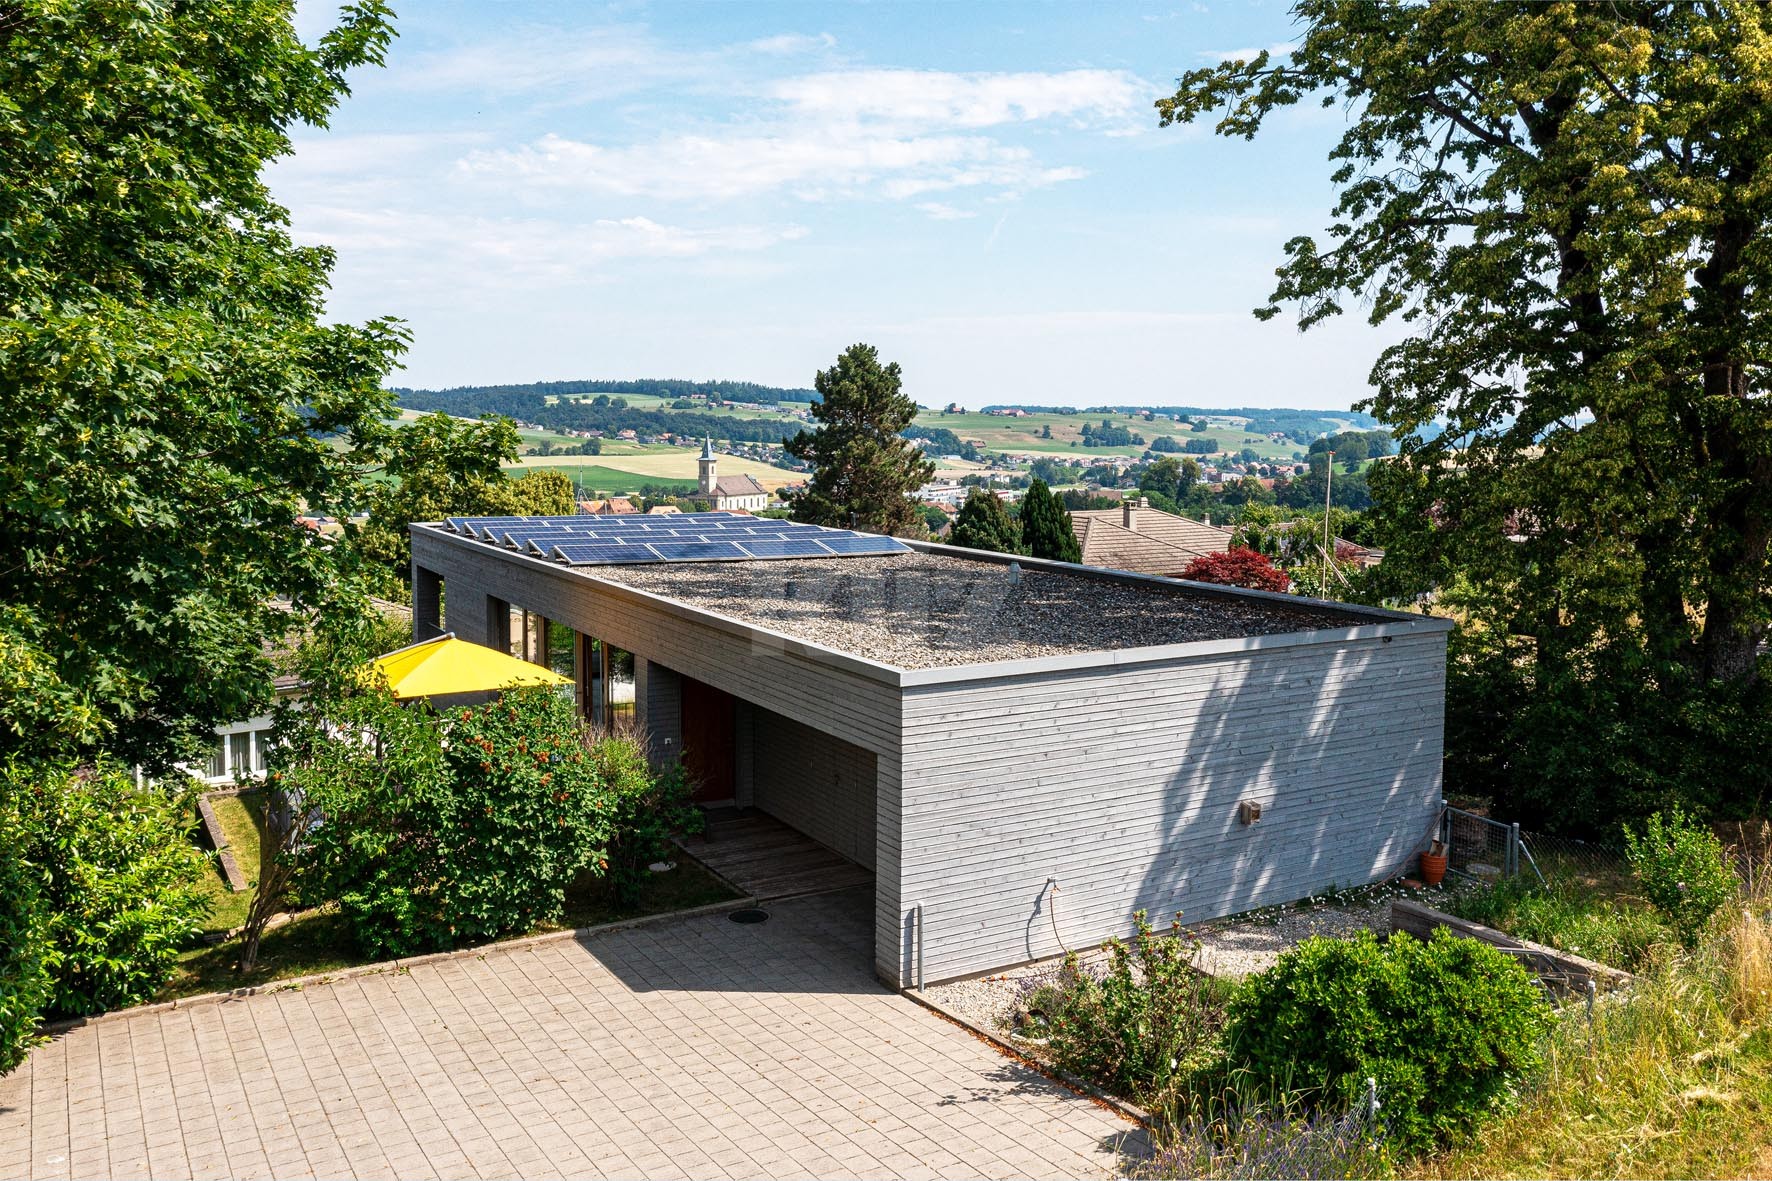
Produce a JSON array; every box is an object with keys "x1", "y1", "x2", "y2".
[{"x1": 0, "y1": 889, "x2": 1143, "y2": 1180}]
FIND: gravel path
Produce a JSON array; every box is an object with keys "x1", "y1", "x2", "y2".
[{"x1": 591, "y1": 552, "x2": 1369, "y2": 668}]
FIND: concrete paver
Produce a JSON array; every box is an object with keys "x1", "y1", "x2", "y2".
[{"x1": 0, "y1": 888, "x2": 1144, "y2": 1180}]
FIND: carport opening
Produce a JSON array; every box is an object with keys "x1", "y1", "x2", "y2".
[{"x1": 671, "y1": 693, "x2": 876, "y2": 911}]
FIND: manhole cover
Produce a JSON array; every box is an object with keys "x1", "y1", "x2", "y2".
[{"x1": 727, "y1": 908, "x2": 769, "y2": 925}]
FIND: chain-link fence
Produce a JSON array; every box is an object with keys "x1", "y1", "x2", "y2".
[
  {"x1": 1441, "y1": 805, "x2": 1632, "y2": 891},
  {"x1": 1518, "y1": 827, "x2": 1632, "y2": 894},
  {"x1": 1441, "y1": 806, "x2": 1535, "y2": 883}
]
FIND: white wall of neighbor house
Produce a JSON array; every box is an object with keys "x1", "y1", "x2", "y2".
[{"x1": 893, "y1": 627, "x2": 1449, "y2": 984}]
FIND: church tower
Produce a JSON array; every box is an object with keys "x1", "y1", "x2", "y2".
[{"x1": 698, "y1": 437, "x2": 717, "y2": 496}]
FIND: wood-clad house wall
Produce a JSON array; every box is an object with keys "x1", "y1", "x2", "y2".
[{"x1": 894, "y1": 629, "x2": 1447, "y2": 983}]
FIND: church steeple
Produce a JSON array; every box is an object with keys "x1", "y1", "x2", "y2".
[{"x1": 698, "y1": 437, "x2": 717, "y2": 496}]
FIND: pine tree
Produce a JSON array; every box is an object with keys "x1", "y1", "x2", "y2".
[
  {"x1": 1019, "y1": 479, "x2": 1082, "y2": 563},
  {"x1": 948, "y1": 489, "x2": 1022, "y2": 555},
  {"x1": 785, "y1": 344, "x2": 933, "y2": 535}
]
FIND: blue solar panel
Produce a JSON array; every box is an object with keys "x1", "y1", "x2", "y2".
[
  {"x1": 816, "y1": 535, "x2": 910, "y2": 555},
  {"x1": 647, "y1": 540, "x2": 749, "y2": 561},
  {"x1": 444, "y1": 513, "x2": 909, "y2": 565},
  {"x1": 551, "y1": 544, "x2": 658, "y2": 564},
  {"x1": 737, "y1": 539, "x2": 831, "y2": 559}
]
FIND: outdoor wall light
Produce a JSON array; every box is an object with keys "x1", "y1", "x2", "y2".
[{"x1": 1238, "y1": 800, "x2": 1263, "y2": 825}]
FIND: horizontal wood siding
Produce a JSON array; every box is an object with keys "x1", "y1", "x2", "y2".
[
  {"x1": 898, "y1": 630, "x2": 1447, "y2": 982},
  {"x1": 751, "y1": 709, "x2": 877, "y2": 871}
]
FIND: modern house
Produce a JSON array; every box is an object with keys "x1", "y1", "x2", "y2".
[
  {"x1": 1069, "y1": 497, "x2": 1233, "y2": 578},
  {"x1": 697, "y1": 438, "x2": 771, "y2": 511},
  {"x1": 410, "y1": 513, "x2": 1450, "y2": 988}
]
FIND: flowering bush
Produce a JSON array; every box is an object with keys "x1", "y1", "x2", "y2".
[
  {"x1": 1179, "y1": 547, "x2": 1291, "y2": 593},
  {"x1": 287, "y1": 685, "x2": 675, "y2": 958},
  {"x1": 1625, "y1": 807, "x2": 1735, "y2": 948}
]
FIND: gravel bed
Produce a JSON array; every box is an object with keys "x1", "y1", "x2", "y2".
[
  {"x1": 1191, "y1": 901, "x2": 1393, "y2": 978},
  {"x1": 588, "y1": 552, "x2": 1369, "y2": 669},
  {"x1": 923, "y1": 891, "x2": 1436, "y2": 1036}
]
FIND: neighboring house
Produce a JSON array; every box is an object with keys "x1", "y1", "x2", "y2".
[
  {"x1": 181, "y1": 597, "x2": 411, "y2": 786},
  {"x1": 578, "y1": 497, "x2": 639, "y2": 516},
  {"x1": 412, "y1": 513, "x2": 1449, "y2": 988},
  {"x1": 1069, "y1": 498, "x2": 1233, "y2": 578},
  {"x1": 697, "y1": 437, "x2": 771, "y2": 510}
]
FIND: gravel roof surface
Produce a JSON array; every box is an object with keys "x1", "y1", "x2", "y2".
[{"x1": 584, "y1": 551, "x2": 1370, "y2": 669}]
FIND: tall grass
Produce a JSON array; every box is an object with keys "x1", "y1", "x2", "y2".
[{"x1": 1417, "y1": 871, "x2": 1772, "y2": 1179}]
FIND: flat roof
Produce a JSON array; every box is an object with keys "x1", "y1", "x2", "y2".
[{"x1": 580, "y1": 550, "x2": 1374, "y2": 670}]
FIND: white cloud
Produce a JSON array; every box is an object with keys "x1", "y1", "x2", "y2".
[
  {"x1": 1198, "y1": 42, "x2": 1296, "y2": 63},
  {"x1": 462, "y1": 128, "x2": 1087, "y2": 202},
  {"x1": 293, "y1": 206, "x2": 808, "y2": 289},
  {"x1": 457, "y1": 65, "x2": 1143, "y2": 205},
  {"x1": 769, "y1": 68, "x2": 1150, "y2": 131},
  {"x1": 915, "y1": 202, "x2": 978, "y2": 221},
  {"x1": 747, "y1": 32, "x2": 838, "y2": 56}
]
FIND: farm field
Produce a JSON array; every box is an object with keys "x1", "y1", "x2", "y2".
[
  {"x1": 507, "y1": 449, "x2": 803, "y2": 491},
  {"x1": 923, "y1": 409, "x2": 1314, "y2": 461},
  {"x1": 548, "y1": 392, "x2": 812, "y2": 424}
]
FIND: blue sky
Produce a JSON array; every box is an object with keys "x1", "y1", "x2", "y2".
[{"x1": 279, "y1": 1, "x2": 1397, "y2": 410}]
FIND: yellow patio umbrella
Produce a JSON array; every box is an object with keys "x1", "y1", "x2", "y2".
[{"x1": 366, "y1": 633, "x2": 572, "y2": 700}]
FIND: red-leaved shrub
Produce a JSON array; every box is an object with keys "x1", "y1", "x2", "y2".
[{"x1": 1180, "y1": 547, "x2": 1291, "y2": 592}]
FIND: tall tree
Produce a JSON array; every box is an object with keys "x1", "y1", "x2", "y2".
[
  {"x1": 786, "y1": 344, "x2": 934, "y2": 535},
  {"x1": 0, "y1": 1, "x2": 402, "y2": 769},
  {"x1": 355, "y1": 415, "x2": 575, "y2": 595},
  {"x1": 948, "y1": 489, "x2": 1023, "y2": 555},
  {"x1": 1162, "y1": 1, "x2": 1772, "y2": 822},
  {"x1": 1019, "y1": 480, "x2": 1082, "y2": 563}
]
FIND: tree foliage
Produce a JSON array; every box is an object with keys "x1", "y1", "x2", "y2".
[
  {"x1": 948, "y1": 488, "x2": 1023, "y2": 555},
  {"x1": 1019, "y1": 479, "x2": 1082, "y2": 563},
  {"x1": 1163, "y1": 2, "x2": 1772, "y2": 818},
  {"x1": 355, "y1": 414, "x2": 576, "y2": 595},
  {"x1": 786, "y1": 344, "x2": 934, "y2": 535},
  {"x1": 10, "y1": 763, "x2": 212, "y2": 1017},
  {"x1": 0, "y1": 0, "x2": 405, "y2": 769},
  {"x1": 1181, "y1": 548, "x2": 1292, "y2": 593}
]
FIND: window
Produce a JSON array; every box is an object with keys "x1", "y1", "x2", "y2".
[
  {"x1": 203, "y1": 737, "x2": 227, "y2": 781},
  {"x1": 229, "y1": 732, "x2": 253, "y2": 779}
]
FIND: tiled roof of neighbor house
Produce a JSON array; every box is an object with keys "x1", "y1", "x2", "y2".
[
  {"x1": 1068, "y1": 505, "x2": 1233, "y2": 576},
  {"x1": 714, "y1": 473, "x2": 768, "y2": 497},
  {"x1": 584, "y1": 551, "x2": 1367, "y2": 669},
  {"x1": 579, "y1": 497, "x2": 639, "y2": 515}
]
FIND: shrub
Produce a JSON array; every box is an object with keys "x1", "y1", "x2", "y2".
[
  {"x1": 592, "y1": 740, "x2": 702, "y2": 906},
  {"x1": 0, "y1": 776, "x2": 51, "y2": 1073},
  {"x1": 290, "y1": 686, "x2": 615, "y2": 957},
  {"x1": 1624, "y1": 807, "x2": 1735, "y2": 948},
  {"x1": 1044, "y1": 911, "x2": 1229, "y2": 1104},
  {"x1": 14, "y1": 764, "x2": 212, "y2": 1016},
  {"x1": 1179, "y1": 548, "x2": 1290, "y2": 593},
  {"x1": 287, "y1": 685, "x2": 700, "y2": 959},
  {"x1": 1225, "y1": 928, "x2": 1553, "y2": 1153}
]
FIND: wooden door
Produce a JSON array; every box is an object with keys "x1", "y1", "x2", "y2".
[{"x1": 680, "y1": 676, "x2": 736, "y2": 803}]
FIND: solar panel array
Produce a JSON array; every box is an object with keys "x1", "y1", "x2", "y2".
[{"x1": 441, "y1": 512, "x2": 910, "y2": 567}]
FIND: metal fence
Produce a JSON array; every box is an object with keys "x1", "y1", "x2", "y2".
[
  {"x1": 1441, "y1": 805, "x2": 1633, "y2": 890},
  {"x1": 1441, "y1": 806, "x2": 1534, "y2": 882}
]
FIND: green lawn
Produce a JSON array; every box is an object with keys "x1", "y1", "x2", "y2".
[
  {"x1": 191, "y1": 790, "x2": 265, "y2": 936},
  {"x1": 502, "y1": 463, "x2": 699, "y2": 494}
]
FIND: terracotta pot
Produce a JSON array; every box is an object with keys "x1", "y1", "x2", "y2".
[{"x1": 1419, "y1": 850, "x2": 1448, "y2": 887}]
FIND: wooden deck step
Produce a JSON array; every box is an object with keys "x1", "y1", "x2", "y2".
[{"x1": 679, "y1": 810, "x2": 871, "y2": 901}]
